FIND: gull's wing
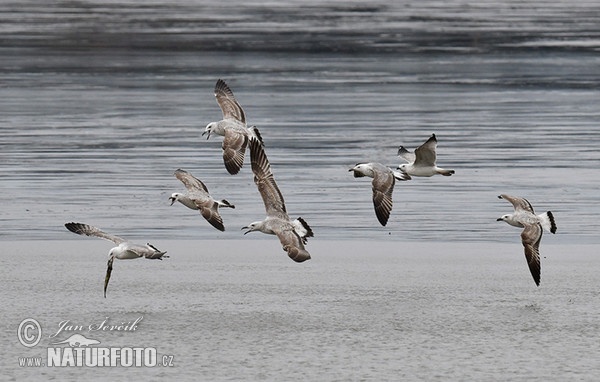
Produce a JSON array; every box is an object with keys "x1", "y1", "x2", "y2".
[
  {"x1": 249, "y1": 137, "x2": 287, "y2": 217},
  {"x1": 199, "y1": 203, "x2": 225, "y2": 232},
  {"x1": 65, "y1": 222, "x2": 126, "y2": 245},
  {"x1": 413, "y1": 134, "x2": 437, "y2": 167},
  {"x1": 214, "y1": 79, "x2": 246, "y2": 124},
  {"x1": 275, "y1": 228, "x2": 311, "y2": 262},
  {"x1": 397, "y1": 146, "x2": 416, "y2": 163},
  {"x1": 104, "y1": 256, "x2": 114, "y2": 298},
  {"x1": 521, "y1": 223, "x2": 542, "y2": 286},
  {"x1": 498, "y1": 194, "x2": 535, "y2": 214},
  {"x1": 174, "y1": 169, "x2": 209, "y2": 193},
  {"x1": 222, "y1": 129, "x2": 248, "y2": 175},
  {"x1": 371, "y1": 169, "x2": 395, "y2": 227}
]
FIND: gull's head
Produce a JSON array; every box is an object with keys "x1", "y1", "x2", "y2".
[
  {"x1": 202, "y1": 122, "x2": 216, "y2": 139},
  {"x1": 242, "y1": 222, "x2": 261, "y2": 235},
  {"x1": 169, "y1": 193, "x2": 181, "y2": 206},
  {"x1": 497, "y1": 214, "x2": 510, "y2": 222},
  {"x1": 397, "y1": 163, "x2": 408, "y2": 172},
  {"x1": 349, "y1": 163, "x2": 364, "y2": 172},
  {"x1": 349, "y1": 163, "x2": 371, "y2": 178}
]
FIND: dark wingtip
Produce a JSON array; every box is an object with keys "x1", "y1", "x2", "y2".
[
  {"x1": 376, "y1": 214, "x2": 388, "y2": 227},
  {"x1": 251, "y1": 126, "x2": 264, "y2": 145},
  {"x1": 65, "y1": 222, "x2": 85, "y2": 235},
  {"x1": 215, "y1": 78, "x2": 227, "y2": 89},
  {"x1": 225, "y1": 163, "x2": 241, "y2": 175}
]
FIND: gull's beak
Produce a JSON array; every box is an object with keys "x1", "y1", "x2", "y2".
[
  {"x1": 496, "y1": 218, "x2": 503, "y2": 221},
  {"x1": 241, "y1": 226, "x2": 251, "y2": 235},
  {"x1": 202, "y1": 130, "x2": 210, "y2": 139},
  {"x1": 169, "y1": 197, "x2": 176, "y2": 206}
]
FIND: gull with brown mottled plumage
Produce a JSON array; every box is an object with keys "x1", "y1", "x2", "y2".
[
  {"x1": 497, "y1": 194, "x2": 557, "y2": 286},
  {"x1": 64, "y1": 222, "x2": 168, "y2": 298},
  {"x1": 349, "y1": 163, "x2": 409, "y2": 227},
  {"x1": 242, "y1": 137, "x2": 313, "y2": 262},
  {"x1": 202, "y1": 79, "x2": 262, "y2": 175},
  {"x1": 169, "y1": 169, "x2": 235, "y2": 232}
]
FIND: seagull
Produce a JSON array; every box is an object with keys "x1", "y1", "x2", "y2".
[
  {"x1": 202, "y1": 79, "x2": 263, "y2": 175},
  {"x1": 242, "y1": 137, "x2": 313, "y2": 262},
  {"x1": 397, "y1": 134, "x2": 455, "y2": 177},
  {"x1": 64, "y1": 222, "x2": 168, "y2": 297},
  {"x1": 349, "y1": 163, "x2": 410, "y2": 226},
  {"x1": 496, "y1": 194, "x2": 557, "y2": 286},
  {"x1": 169, "y1": 169, "x2": 235, "y2": 231}
]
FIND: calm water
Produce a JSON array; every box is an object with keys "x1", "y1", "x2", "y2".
[
  {"x1": 1, "y1": 1, "x2": 600, "y2": 380},
  {"x1": 4, "y1": 240, "x2": 600, "y2": 381}
]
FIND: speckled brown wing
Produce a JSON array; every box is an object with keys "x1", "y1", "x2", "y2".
[
  {"x1": 521, "y1": 223, "x2": 542, "y2": 286},
  {"x1": 249, "y1": 137, "x2": 287, "y2": 217},
  {"x1": 275, "y1": 229, "x2": 311, "y2": 262},
  {"x1": 371, "y1": 171, "x2": 395, "y2": 226},
  {"x1": 65, "y1": 222, "x2": 126, "y2": 244},
  {"x1": 222, "y1": 129, "x2": 248, "y2": 175},
  {"x1": 498, "y1": 194, "x2": 535, "y2": 214},
  {"x1": 104, "y1": 256, "x2": 114, "y2": 298},
  {"x1": 174, "y1": 169, "x2": 209, "y2": 193},
  {"x1": 214, "y1": 79, "x2": 246, "y2": 124}
]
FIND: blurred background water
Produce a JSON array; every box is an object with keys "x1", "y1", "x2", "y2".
[{"x1": 1, "y1": 0, "x2": 599, "y2": 244}]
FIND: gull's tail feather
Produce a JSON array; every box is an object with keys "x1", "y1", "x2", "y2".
[
  {"x1": 146, "y1": 243, "x2": 168, "y2": 259},
  {"x1": 538, "y1": 211, "x2": 557, "y2": 234},
  {"x1": 219, "y1": 199, "x2": 235, "y2": 209},
  {"x1": 294, "y1": 217, "x2": 314, "y2": 244}
]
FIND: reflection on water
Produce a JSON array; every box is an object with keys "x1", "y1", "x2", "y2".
[{"x1": 1, "y1": 1, "x2": 599, "y2": 243}]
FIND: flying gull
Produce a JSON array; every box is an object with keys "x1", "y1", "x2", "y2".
[
  {"x1": 497, "y1": 194, "x2": 557, "y2": 286},
  {"x1": 349, "y1": 163, "x2": 409, "y2": 226},
  {"x1": 202, "y1": 79, "x2": 263, "y2": 175},
  {"x1": 397, "y1": 134, "x2": 454, "y2": 177},
  {"x1": 64, "y1": 222, "x2": 168, "y2": 297},
  {"x1": 242, "y1": 137, "x2": 313, "y2": 262},
  {"x1": 169, "y1": 168, "x2": 235, "y2": 231}
]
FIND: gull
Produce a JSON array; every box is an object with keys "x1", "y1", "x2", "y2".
[
  {"x1": 169, "y1": 168, "x2": 235, "y2": 231},
  {"x1": 497, "y1": 194, "x2": 557, "y2": 286},
  {"x1": 349, "y1": 163, "x2": 410, "y2": 226},
  {"x1": 242, "y1": 137, "x2": 313, "y2": 262},
  {"x1": 397, "y1": 134, "x2": 455, "y2": 177},
  {"x1": 64, "y1": 222, "x2": 168, "y2": 297},
  {"x1": 202, "y1": 79, "x2": 263, "y2": 175}
]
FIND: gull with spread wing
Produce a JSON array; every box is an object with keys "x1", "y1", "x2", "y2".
[
  {"x1": 169, "y1": 169, "x2": 235, "y2": 231},
  {"x1": 64, "y1": 222, "x2": 168, "y2": 297},
  {"x1": 202, "y1": 79, "x2": 262, "y2": 175},
  {"x1": 242, "y1": 138, "x2": 313, "y2": 262},
  {"x1": 349, "y1": 163, "x2": 409, "y2": 226},
  {"x1": 497, "y1": 194, "x2": 557, "y2": 286},
  {"x1": 397, "y1": 134, "x2": 454, "y2": 178}
]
